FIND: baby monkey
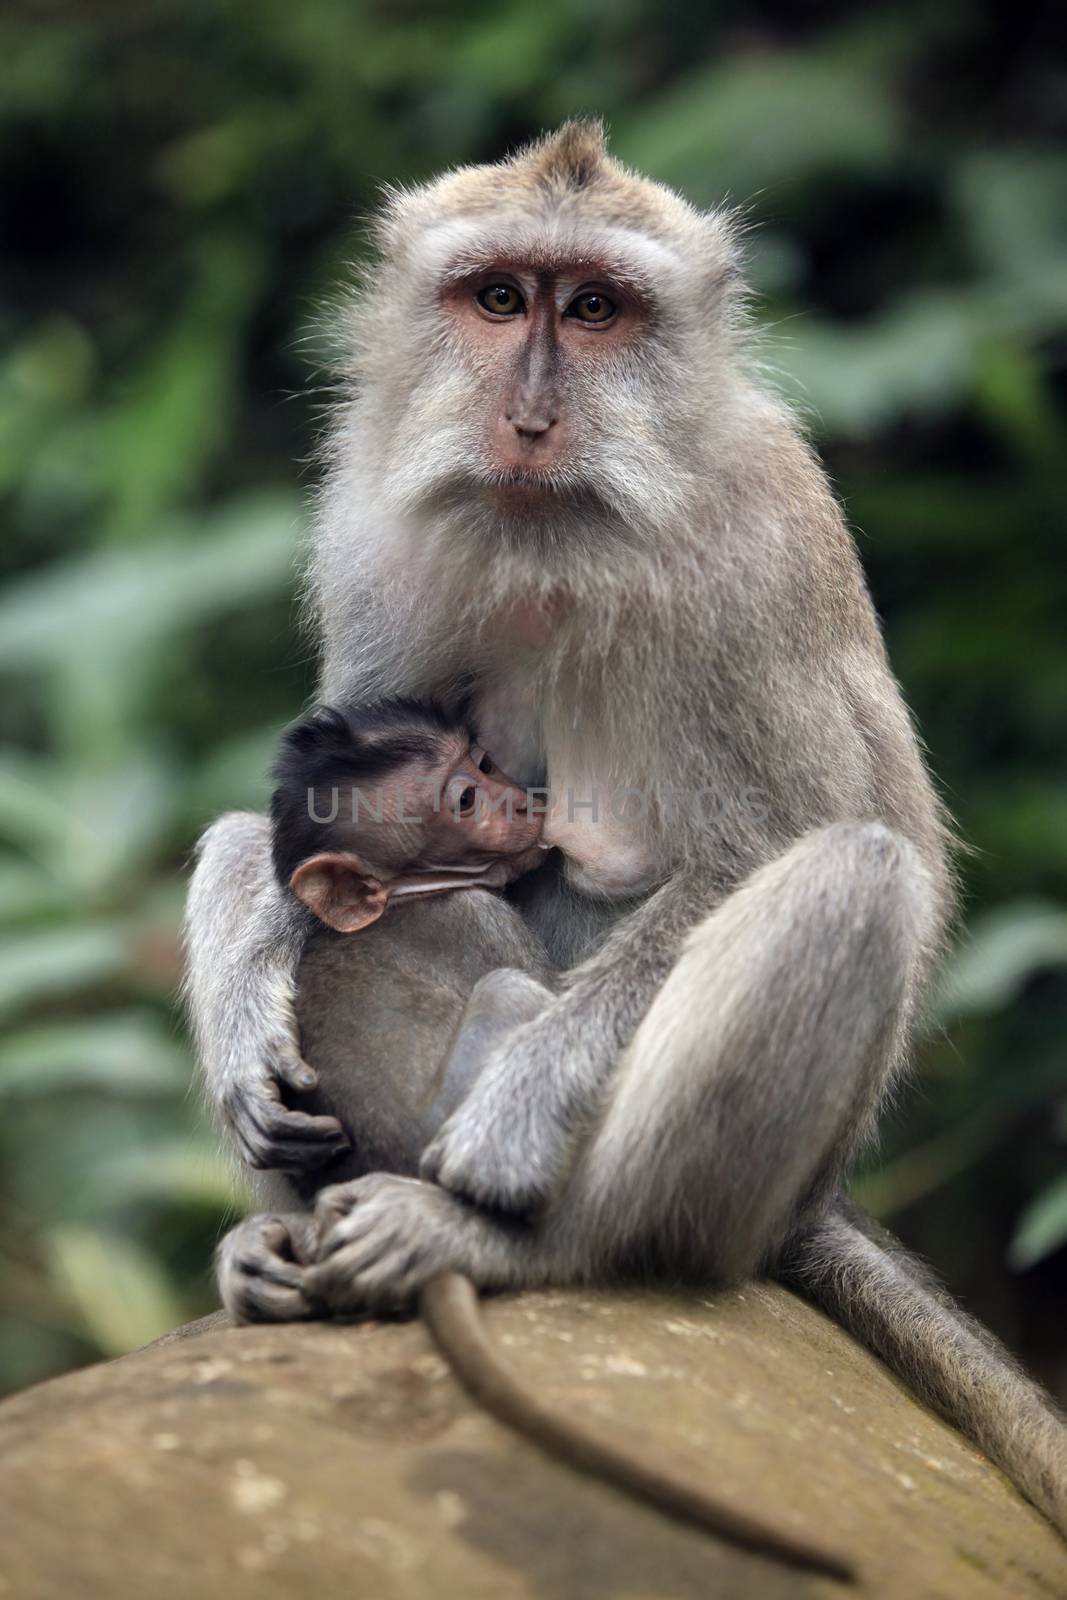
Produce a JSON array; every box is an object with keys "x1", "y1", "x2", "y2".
[
  {"x1": 221, "y1": 699, "x2": 852, "y2": 1583},
  {"x1": 257, "y1": 698, "x2": 555, "y2": 1197},
  {"x1": 275, "y1": 700, "x2": 546, "y2": 933}
]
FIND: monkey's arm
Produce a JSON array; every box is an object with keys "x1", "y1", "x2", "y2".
[
  {"x1": 420, "y1": 870, "x2": 707, "y2": 1210},
  {"x1": 185, "y1": 811, "x2": 351, "y2": 1170},
  {"x1": 423, "y1": 814, "x2": 941, "y2": 1220},
  {"x1": 425, "y1": 966, "x2": 556, "y2": 1132}
]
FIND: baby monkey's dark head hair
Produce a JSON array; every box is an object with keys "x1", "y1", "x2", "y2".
[{"x1": 270, "y1": 699, "x2": 460, "y2": 889}]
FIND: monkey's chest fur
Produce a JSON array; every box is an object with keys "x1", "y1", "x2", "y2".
[{"x1": 473, "y1": 671, "x2": 660, "y2": 902}]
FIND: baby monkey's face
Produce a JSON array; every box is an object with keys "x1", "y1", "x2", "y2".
[
  {"x1": 387, "y1": 732, "x2": 544, "y2": 879},
  {"x1": 288, "y1": 729, "x2": 545, "y2": 935}
]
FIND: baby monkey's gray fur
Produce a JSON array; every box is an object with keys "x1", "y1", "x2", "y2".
[{"x1": 188, "y1": 119, "x2": 1067, "y2": 1547}]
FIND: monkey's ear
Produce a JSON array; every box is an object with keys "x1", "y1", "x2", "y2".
[{"x1": 289, "y1": 853, "x2": 388, "y2": 933}]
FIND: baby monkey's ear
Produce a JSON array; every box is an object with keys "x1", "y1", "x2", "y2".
[{"x1": 289, "y1": 853, "x2": 388, "y2": 933}]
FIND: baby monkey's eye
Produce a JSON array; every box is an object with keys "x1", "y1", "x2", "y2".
[
  {"x1": 478, "y1": 751, "x2": 495, "y2": 774},
  {"x1": 477, "y1": 285, "x2": 525, "y2": 316},
  {"x1": 566, "y1": 291, "x2": 616, "y2": 325},
  {"x1": 457, "y1": 786, "x2": 477, "y2": 814}
]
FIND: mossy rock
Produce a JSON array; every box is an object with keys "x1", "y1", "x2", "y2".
[{"x1": 0, "y1": 1283, "x2": 1063, "y2": 1598}]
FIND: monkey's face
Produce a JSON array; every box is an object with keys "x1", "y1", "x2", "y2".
[
  {"x1": 288, "y1": 734, "x2": 545, "y2": 934},
  {"x1": 440, "y1": 262, "x2": 642, "y2": 493},
  {"x1": 348, "y1": 125, "x2": 743, "y2": 553},
  {"x1": 359, "y1": 235, "x2": 737, "y2": 555},
  {"x1": 398, "y1": 238, "x2": 703, "y2": 540},
  {"x1": 331, "y1": 732, "x2": 543, "y2": 883},
  {"x1": 405, "y1": 734, "x2": 545, "y2": 875}
]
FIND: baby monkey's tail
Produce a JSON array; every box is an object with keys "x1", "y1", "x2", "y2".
[{"x1": 420, "y1": 1271, "x2": 855, "y2": 1583}]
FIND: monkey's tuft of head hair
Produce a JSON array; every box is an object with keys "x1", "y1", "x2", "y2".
[
  {"x1": 523, "y1": 117, "x2": 608, "y2": 193},
  {"x1": 270, "y1": 698, "x2": 460, "y2": 889},
  {"x1": 368, "y1": 115, "x2": 735, "y2": 269}
]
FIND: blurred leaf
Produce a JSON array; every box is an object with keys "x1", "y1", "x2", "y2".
[
  {"x1": 448, "y1": 0, "x2": 584, "y2": 95},
  {"x1": 0, "y1": 18, "x2": 92, "y2": 118},
  {"x1": 104, "y1": 236, "x2": 265, "y2": 536},
  {"x1": 617, "y1": 46, "x2": 902, "y2": 203},
  {"x1": 44, "y1": 1226, "x2": 183, "y2": 1355},
  {"x1": 17, "y1": 757, "x2": 183, "y2": 894},
  {"x1": 95, "y1": 1139, "x2": 243, "y2": 1211},
  {"x1": 0, "y1": 493, "x2": 300, "y2": 671},
  {"x1": 185, "y1": 723, "x2": 280, "y2": 818},
  {"x1": 778, "y1": 290, "x2": 985, "y2": 435},
  {"x1": 954, "y1": 150, "x2": 1067, "y2": 317},
  {"x1": 158, "y1": 108, "x2": 301, "y2": 206},
  {"x1": 936, "y1": 902, "x2": 1067, "y2": 1021},
  {"x1": 1008, "y1": 1175, "x2": 1067, "y2": 1271},
  {"x1": 0, "y1": 752, "x2": 178, "y2": 897},
  {"x1": 972, "y1": 342, "x2": 1063, "y2": 467},
  {"x1": 0, "y1": 1318, "x2": 87, "y2": 1398},
  {"x1": 0, "y1": 320, "x2": 96, "y2": 499},
  {"x1": 0, "y1": 923, "x2": 129, "y2": 1022},
  {"x1": 854, "y1": 1045, "x2": 1067, "y2": 1216},
  {"x1": 0, "y1": 860, "x2": 69, "y2": 924},
  {"x1": 0, "y1": 1012, "x2": 189, "y2": 1098}
]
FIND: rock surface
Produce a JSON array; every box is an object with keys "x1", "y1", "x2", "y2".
[{"x1": 0, "y1": 1283, "x2": 1063, "y2": 1599}]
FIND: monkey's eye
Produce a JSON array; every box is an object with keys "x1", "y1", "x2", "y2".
[
  {"x1": 566, "y1": 292, "x2": 617, "y2": 325},
  {"x1": 457, "y1": 786, "x2": 477, "y2": 814},
  {"x1": 477, "y1": 285, "x2": 525, "y2": 317},
  {"x1": 478, "y1": 751, "x2": 495, "y2": 774}
]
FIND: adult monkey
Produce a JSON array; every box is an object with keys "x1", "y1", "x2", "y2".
[{"x1": 186, "y1": 121, "x2": 1067, "y2": 1539}]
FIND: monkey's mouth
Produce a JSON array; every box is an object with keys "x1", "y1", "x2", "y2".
[
  {"x1": 482, "y1": 468, "x2": 612, "y2": 518},
  {"x1": 426, "y1": 467, "x2": 613, "y2": 529},
  {"x1": 492, "y1": 467, "x2": 557, "y2": 491},
  {"x1": 388, "y1": 862, "x2": 512, "y2": 900}
]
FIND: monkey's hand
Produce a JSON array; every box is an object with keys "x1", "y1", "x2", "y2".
[
  {"x1": 420, "y1": 1022, "x2": 573, "y2": 1215},
  {"x1": 220, "y1": 1029, "x2": 351, "y2": 1172},
  {"x1": 308, "y1": 1175, "x2": 491, "y2": 1314},
  {"x1": 186, "y1": 810, "x2": 351, "y2": 1173},
  {"x1": 217, "y1": 1212, "x2": 321, "y2": 1323}
]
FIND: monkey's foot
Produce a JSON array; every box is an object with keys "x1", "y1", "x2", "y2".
[
  {"x1": 419, "y1": 1062, "x2": 568, "y2": 1217},
  {"x1": 216, "y1": 1212, "x2": 320, "y2": 1324},
  {"x1": 308, "y1": 1174, "x2": 525, "y2": 1314}
]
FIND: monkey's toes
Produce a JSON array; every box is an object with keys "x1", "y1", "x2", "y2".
[
  {"x1": 217, "y1": 1215, "x2": 319, "y2": 1324},
  {"x1": 306, "y1": 1176, "x2": 469, "y2": 1313}
]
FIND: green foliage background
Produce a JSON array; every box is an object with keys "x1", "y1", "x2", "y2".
[{"x1": 1, "y1": 1, "x2": 1064, "y2": 1397}]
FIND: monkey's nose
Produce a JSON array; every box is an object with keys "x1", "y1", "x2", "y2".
[
  {"x1": 506, "y1": 382, "x2": 558, "y2": 438},
  {"x1": 508, "y1": 411, "x2": 555, "y2": 440}
]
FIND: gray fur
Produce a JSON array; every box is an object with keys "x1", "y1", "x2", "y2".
[{"x1": 187, "y1": 122, "x2": 1067, "y2": 1538}]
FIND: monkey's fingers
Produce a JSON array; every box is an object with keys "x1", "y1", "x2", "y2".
[
  {"x1": 421, "y1": 1273, "x2": 857, "y2": 1585},
  {"x1": 224, "y1": 1081, "x2": 351, "y2": 1172},
  {"x1": 307, "y1": 1176, "x2": 464, "y2": 1314},
  {"x1": 312, "y1": 1173, "x2": 420, "y2": 1260},
  {"x1": 217, "y1": 1216, "x2": 320, "y2": 1324},
  {"x1": 269, "y1": 1045, "x2": 319, "y2": 1095},
  {"x1": 227, "y1": 1264, "x2": 316, "y2": 1324}
]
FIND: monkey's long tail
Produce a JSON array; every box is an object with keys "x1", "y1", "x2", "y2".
[
  {"x1": 779, "y1": 1201, "x2": 1067, "y2": 1542},
  {"x1": 420, "y1": 1270, "x2": 856, "y2": 1582}
]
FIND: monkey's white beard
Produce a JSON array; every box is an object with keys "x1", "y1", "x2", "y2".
[
  {"x1": 310, "y1": 381, "x2": 723, "y2": 835},
  {"x1": 370, "y1": 365, "x2": 698, "y2": 568}
]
